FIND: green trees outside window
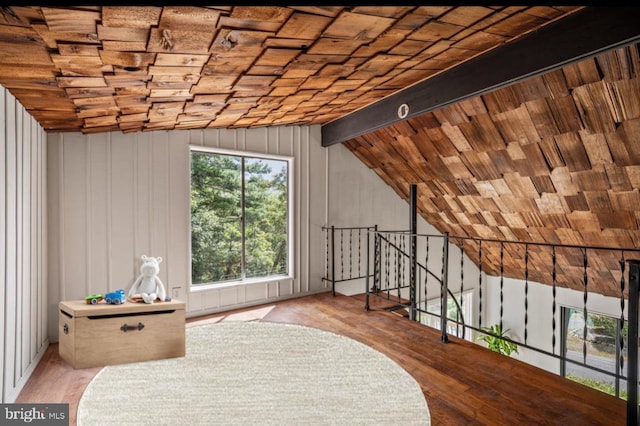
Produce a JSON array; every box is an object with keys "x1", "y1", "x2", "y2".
[
  {"x1": 562, "y1": 307, "x2": 629, "y2": 399},
  {"x1": 190, "y1": 150, "x2": 289, "y2": 285}
]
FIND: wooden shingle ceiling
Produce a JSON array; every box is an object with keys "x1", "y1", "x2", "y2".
[
  {"x1": 345, "y1": 43, "x2": 640, "y2": 298},
  {"x1": 0, "y1": 5, "x2": 582, "y2": 133},
  {"x1": 2, "y1": 5, "x2": 639, "y2": 298}
]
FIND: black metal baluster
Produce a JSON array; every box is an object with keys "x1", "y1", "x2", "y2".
[
  {"x1": 582, "y1": 248, "x2": 588, "y2": 364},
  {"x1": 440, "y1": 238, "x2": 445, "y2": 327},
  {"x1": 331, "y1": 226, "x2": 336, "y2": 296},
  {"x1": 478, "y1": 240, "x2": 483, "y2": 329},
  {"x1": 394, "y1": 234, "x2": 399, "y2": 300},
  {"x1": 324, "y1": 226, "x2": 329, "y2": 283},
  {"x1": 358, "y1": 228, "x2": 362, "y2": 278},
  {"x1": 399, "y1": 233, "x2": 403, "y2": 299},
  {"x1": 619, "y1": 252, "x2": 626, "y2": 377},
  {"x1": 552, "y1": 245, "x2": 557, "y2": 355},
  {"x1": 626, "y1": 260, "x2": 640, "y2": 425},
  {"x1": 425, "y1": 235, "x2": 430, "y2": 307},
  {"x1": 385, "y1": 233, "x2": 390, "y2": 298},
  {"x1": 365, "y1": 229, "x2": 373, "y2": 311},
  {"x1": 400, "y1": 234, "x2": 405, "y2": 296},
  {"x1": 340, "y1": 229, "x2": 344, "y2": 282},
  {"x1": 459, "y1": 240, "x2": 464, "y2": 337},
  {"x1": 525, "y1": 243, "x2": 529, "y2": 345},
  {"x1": 441, "y1": 233, "x2": 450, "y2": 343},
  {"x1": 500, "y1": 242, "x2": 504, "y2": 332},
  {"x1": 349, "y1": 229, "x2": 353, "y2": 279},
  {"x1": 372, "y1": 227, "x2": 379, "y2": 293},
  {"x1": 380, "y1": 234, "x2": 385, "y2": 293}
]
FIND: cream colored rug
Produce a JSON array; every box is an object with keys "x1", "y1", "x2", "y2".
[{"x1": 77, "y1": 321, "x2": 430, "y2": 425}]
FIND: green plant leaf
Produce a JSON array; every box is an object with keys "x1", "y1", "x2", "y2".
[{"x1": 477, "y1": 323, "x2": 518, "y2": 356}]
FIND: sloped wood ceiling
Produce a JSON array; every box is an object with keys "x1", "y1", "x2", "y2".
[
  {"x1": 0, "y1": 5, "x2": 580, "y2": 133},
  {"x1": 345, "y1": 44, "x2": 640, "y2": 298},
  {"x1": 1, "y1": 5, "x2": 636, "y2": 298}
]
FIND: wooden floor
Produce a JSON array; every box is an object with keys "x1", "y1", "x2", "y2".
[{"x1": 16, "y1": 292, "x2": 625, "y2": 425}]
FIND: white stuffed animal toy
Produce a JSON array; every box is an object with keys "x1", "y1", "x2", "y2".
[{"x1": 128, "y1": 255, "x2": 167, "y2": 304}]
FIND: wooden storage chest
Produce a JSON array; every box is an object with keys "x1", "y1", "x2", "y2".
[{"x1": 59, "y1": 299, "x2": 185, "y2": 369}]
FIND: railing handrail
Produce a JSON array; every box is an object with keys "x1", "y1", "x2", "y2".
[
  {"x1": 322, "y1": 225, "x2": 377, "y2": 296},
  {"x1": 323, "y1": 223, "x2": 639, "y2": 420},
  {"x1": 377, "y1": 232, "x2": 442, "y2": 284},
  {"x1": 322, "y1": 225, "x2": 376, "y2": 231},
  {"x1": 373, "y1": 228, "x2": 640, "y2": 254},
  {"x1": 375, "y1": 231, "x2": 466, "y2": 338}
]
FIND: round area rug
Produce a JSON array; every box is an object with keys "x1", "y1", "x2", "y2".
[{"x1": 77, "y1": 321, "x2": 430, "y2": 425}]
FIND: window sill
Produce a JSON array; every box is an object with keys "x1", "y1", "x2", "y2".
[{"x1": 190, "y1": 275, "x2": 293, "y2": 293}]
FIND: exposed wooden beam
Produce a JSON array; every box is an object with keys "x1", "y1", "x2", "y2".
[{"x1": 321, "y1": 7, "x2": 640, "y2": 147}]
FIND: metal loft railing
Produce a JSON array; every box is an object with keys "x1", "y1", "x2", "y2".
[
  {"x1": 323, "y1": 184, "x2": 640, "y2": 426},
  {"x1": 323, "y1": 224, "x2": 640, "y2": 424},
  {"x1": 321, "y1": 225, "x2": 465, "y2": 339},
  {"x1": 321, "y1": 225, "x2": 376, "y2": 297},
  {"x1": 367, "y1": 230, "x2": 466, "y2": 340}
]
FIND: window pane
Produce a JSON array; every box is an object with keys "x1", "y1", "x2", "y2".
[
  {"x1": 191, "y1": 150, "x2": 289, "y2": 286},
  {"x1": 564, "y1": 308, "x2": 627, "y2": 398},
  {"x1": 244, "y1": 157, "x2": 288, "y2": 278},
  {"x1": 191, "y1": 152, "x2": 242, "y2": 284},
  {"x1": 419, "y1": 292, "x2": 472, "y2": 341}
]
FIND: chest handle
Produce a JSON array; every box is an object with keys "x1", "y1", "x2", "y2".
[{"x1": 120, "y1": 322, "x2": 145, "y2": 332}]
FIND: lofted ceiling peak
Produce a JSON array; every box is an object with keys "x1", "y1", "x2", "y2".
[{"x1": 344, "y1": 43, "x2": 640, "y2": 297}]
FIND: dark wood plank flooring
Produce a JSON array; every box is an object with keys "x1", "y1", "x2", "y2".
[{"x1": 16, "y1": 292, "x2": 626, "y2": 425}]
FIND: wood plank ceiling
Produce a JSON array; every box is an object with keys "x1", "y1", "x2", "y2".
[
  {"x1": 2, "y1": 5, "x2": 637, "y2": 297},
  {"x1": 0, "y1": 5, "x2": 581, "y2": 133},
  {"x1": 345, "y1": 43, "x2": 640, "y2": 298}
]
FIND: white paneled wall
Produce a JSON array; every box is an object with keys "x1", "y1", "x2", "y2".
[
  {"x1": 47, "y1": 126, "x2": 327, "y2": 341},
  {"x1": 1, "y1": 88, "x2": 48, "y2": 403},
  {"x1": 326, "y1": 143, "x2": 484, "y2": 329}
]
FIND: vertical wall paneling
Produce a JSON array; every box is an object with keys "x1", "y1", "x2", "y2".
[
  {"x1": 89, "y1": 134, "x2": 109, "y2": 293},
  {"x1": 105, "y1": 133, "x2": 112, "y2": 290},
  {"x1": 63, "y1": 133, "x2": 87, "y2": 298},
  {"x1": 309, "y1": 127, "x2": 327, "y2": 293},
  {"x1": 48, "y1": 125, "x2": 326, "y2": 327},
  {"x1": 296, "y1": 127, "x2": 304, "y2": 294},
  {"x1": 304, "y1": 127, "x2": 311, "y2": 292},
  {"x1": 327, "y1": 143, "x2": 454, "y2": 295},
  {"x1": 238, "y1": 129, "x2": 244, "y2": 151},
  {"x1": 33, "y1": 120, "x2": 40, "y2": 360},
  {"x1": 15, "y1": 96, "x2": 23, "y2": 384},
  {"x1": 2, "y1": 88, "x2": 48, "y2": 403},
  {"x1": 168, "y1": 131, "x2": 190, "y2": 298},
  {"x1": 293, "y1": 127, "x2": 301, "y2": 294},
  {"x1": 267, "y1": 126, "x2": 278, "y2": 154},
  {"x1": 46, "y1": 131, "x2": 60, "y2": 335},
  {"x1": 21, "y1": 103, "x2": 30, "y2": 374},
  {"x1": 5, "y1": 92, "x2": 17, "y2": 395},
  {"x1": 135, "y1": 132, "x2": 151, "y2": 259},
  {"x1": 161, "y1": 132, "x2": 171, "y2": 284},
  {"x1": 109, "y1": 133, "x2": 136, "y2": 293},
  {"x1": 30, "y1": 102, "x2": 47, "y2": 397},
  {"x1": 57, "y1": 135, "x2": 65, "y2": 303},
  {"x1": 41, "y1": 126, "x2": 47, "y2": 351},
  {"x1": 133, "y1": 132, "x2": 140, "y2": 262},
  {"x1": 30, "y1": 120, "x2": 36, "y2": 361},
  {"x1": 85, "y1": 136, "x2": 91, "y2": 296},
  {"x1": 151, "y1": 131, "x2": 169, "y2": 288},
  {"x1": 244, "y1": 127, "x2": 264, "y2": 153},
  {"x1": 0, "y1": 88, "x2": 6, "y2": 402},
  {"x1": 322, "y1": 132, "x2": 330, "y2": 293}
]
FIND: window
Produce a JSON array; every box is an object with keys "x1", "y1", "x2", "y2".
[
  {"x1": 418, "y1": 291, "x2": 473, "y2": 341},
  {"x1": 190, "y1": 148, "x2": 291, "y2": 286},
  {"x1": 561, "y1": 307, "x2": 630, "y2": 399}
]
